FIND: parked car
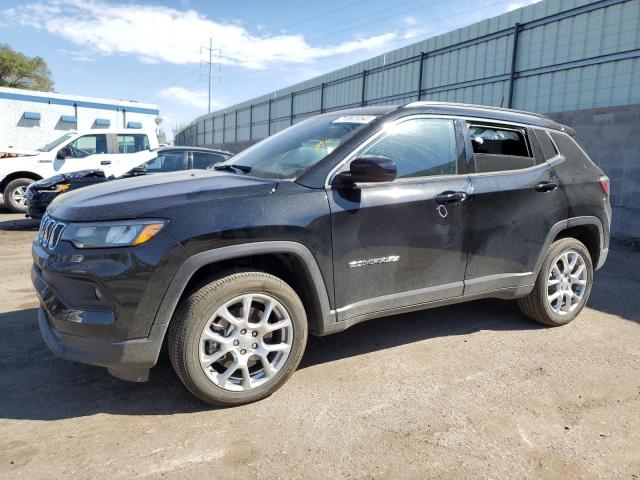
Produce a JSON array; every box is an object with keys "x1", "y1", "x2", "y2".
[
  {"x1": 25, "y1": 146, "x2": 233, "y2": 219},
  {"x1": 32, "y1": 102, "x2": 610, "y2": 406},
  {"x1": 0, "y1": 129, "x2": 159, "y2": 213}
]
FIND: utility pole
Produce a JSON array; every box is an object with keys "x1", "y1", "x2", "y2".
[{"x1": 201, "y1": 39, "x2": 221, "y2": 114}]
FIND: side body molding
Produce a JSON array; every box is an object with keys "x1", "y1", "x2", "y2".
[{"x1": 151, "y1": 241, "x2": 336, "y2": 337}]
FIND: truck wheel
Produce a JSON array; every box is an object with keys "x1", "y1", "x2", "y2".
[
  {"x1": 168, "y1": 271, "x2": 308, "y2": 406},
  {"x1": 3, "y1": 178, "x2": 34, "y2": 213},
  {"x1": 518, "y1": 238, "x2": 593, "y2": 326}
]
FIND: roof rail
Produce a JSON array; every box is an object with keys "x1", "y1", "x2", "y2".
[{"x1": 403, "y1": 101, "x2": 552, "y2": 121}]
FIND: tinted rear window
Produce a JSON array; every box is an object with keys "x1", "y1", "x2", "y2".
[{"x1": 534, "y1": 129, "x2": 558, "y2": 160}]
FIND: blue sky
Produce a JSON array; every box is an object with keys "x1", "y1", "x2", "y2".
[{"x1": 0, "y1": 0, "x2": 539, "y2": 139}]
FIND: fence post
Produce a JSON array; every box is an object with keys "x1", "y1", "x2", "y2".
[
  {"x1": 417, "y1": 52, "x2": 425, "y2": 100},
  {"x1": 361, "y1": 70, "x2": 367, "y2": 106},
  {"x1": 222, "y1": 113, "x2": 226, "y2": 145},
  {"x1": 268, "y1": 99, "x2": 272, "y2": 136},
  {"x1": 320, "y1": 82, "x2": 325, "y2": 113},
  {"x1": 507, "y1": 23, "x2": 521, "y2": 108},
  {"x1": 235, "y1": 109, "x2": 238, "y2": 142},
  {"x1": 249, "y1": 105, "x2": 253, "y2": 140},
  {"x1": 290, "y1": 92, "x2": 295, "y2": 126}
]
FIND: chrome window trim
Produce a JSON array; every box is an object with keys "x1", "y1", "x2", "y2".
[{"x1": 324, "y1": 114, "x2": 570, "y2": 187}]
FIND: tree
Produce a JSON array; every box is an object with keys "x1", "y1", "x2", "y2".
[{"x1": 0, "y1": 44, "x2": 54, "y2": 91}]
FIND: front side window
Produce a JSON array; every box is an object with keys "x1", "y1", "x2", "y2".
[
  {"x1": 192, "y1": 152, "x2": 226, "y2": 169},
  {"x1": 117, "y1": 134, "x2": 150, "y2": 153},
  {"x1": 67, "y1": 134, "x2": 108, "y2": 158},
  {"x1": 357, "y1": 118, "x2": 457, "y2": 179},
  {"x1": 469, "y1": 124, "x2": 533, "y2": 173},
  {"x1": 218, "y1": 113, "x2": 378, "y2": 179},
  {"x1": 140, "y1": 152, "x2": 185, "y2": 172}
]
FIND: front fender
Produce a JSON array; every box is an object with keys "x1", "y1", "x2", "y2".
[{"x1": 151, "y1": 241, "x2": 336, "y2": 340}]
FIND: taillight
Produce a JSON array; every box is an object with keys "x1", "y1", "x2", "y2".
[{"x1": 599, "y1": 175, "x2": 610, "y2": 197}]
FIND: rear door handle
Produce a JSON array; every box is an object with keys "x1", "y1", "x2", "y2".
[
  {"x1": 435, "y1": 191, "x2": 467, "y2": 204},
  {"x1": 101, "y1": 160, "x2": 112, "y2": 165},
  {"x1": 535, "y1": 181, "x2": 558, "y2": 192}
]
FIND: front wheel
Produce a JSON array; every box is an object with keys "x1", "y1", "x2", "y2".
[
  {"x1": 518, "y1": 238, "x2": 593, "y2": 326},
  {"x1": 168, "y1": 271, "x2": 308, "y2": 406},
  {"x1": 3, "y1": 178, "x2": 35, "y2": 213}
]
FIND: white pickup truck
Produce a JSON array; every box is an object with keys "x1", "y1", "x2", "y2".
[{"x1": 0, "y1": 129, "x2": 159, "y2": 212}]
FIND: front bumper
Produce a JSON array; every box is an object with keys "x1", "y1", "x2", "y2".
[
  {"x1": 31, "y1": 227, "x2": 186, "y2": 381},
  {"x1": 26, "y1": 190, "x2": 57, "y2": 219},
  {"x1": 38, "y1": 306, "x2": 165, "y2": 381}
]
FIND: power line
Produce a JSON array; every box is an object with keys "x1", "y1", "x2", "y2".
[{"x1": 281, "y1": 0, "x2": 373, "y2": 30}]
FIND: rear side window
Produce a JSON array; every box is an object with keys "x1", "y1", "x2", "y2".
[
  {"x1": 357, "y1": 118, "x2": 457, "y2": 179},
  {"x1": 117, "y1": 134, "x2": 150, "y2": 153},
  {"x1": 141, "y1": 152, "x2": 185, "y2": 172},
  {"x1": 469, "y1": 124, "x2": 534, "y2": 173},
  {"x1": 192, "y1": 152, "x2": 226, "y2": 169},
  {"x1": 534, "y1": 129, "x2": 558, "y2": 160}
]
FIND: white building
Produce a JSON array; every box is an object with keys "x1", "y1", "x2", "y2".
[{"x1": 0, "y1": 87, "x2": 160, "y2": 150}]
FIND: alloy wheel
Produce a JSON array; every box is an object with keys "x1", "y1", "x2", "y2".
[
  {"x1": 199, "y1": 293, "x2": 293, "y2": 391},
  {"x1": 11, "y1": 186, "x2": 27, "y2": 206},
  {"x1": 546, "y1": 250, "x2": 588, "y2": 315}
]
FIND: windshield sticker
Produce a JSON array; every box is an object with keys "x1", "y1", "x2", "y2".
[{"x1": 331, "y1": 115, "x2": 377, "y2": 125}]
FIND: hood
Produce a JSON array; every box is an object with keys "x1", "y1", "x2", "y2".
[
  {"x1": 0, "y1": 146, "x2": 41, "y2": 158},
  {"x1": 35, "y1": 169, "x2": 107, "y2": 188},
  {"x1": 48, "y1": 169, "x2": 278, "y2": 222}
]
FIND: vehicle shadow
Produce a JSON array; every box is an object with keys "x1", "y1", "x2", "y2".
[
  {"x1": 0, "y1": 213, "x2": 39, "y2": 232},
  {"x1": 0, "y1": 300, "x2": 539, "y2": 421}
]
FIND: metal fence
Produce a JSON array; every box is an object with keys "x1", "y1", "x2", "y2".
[{"x1": 175, "y1": 0, "x2": 640, "y2": 147}]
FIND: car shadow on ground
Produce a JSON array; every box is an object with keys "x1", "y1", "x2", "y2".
[
  {"x1": 0, "y1": 215, "x2": 39, "y2": 232},
  {"x1": 0, "y1": 299, "x2": 541, "y2": 421}
]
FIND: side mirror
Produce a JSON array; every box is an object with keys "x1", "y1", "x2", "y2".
[
  {"x1": 332, "y1": 155, "x2": 396, "y2": 186},
  {"x1": 56, "y1": 147, "x2": 70, "y2": 160}
]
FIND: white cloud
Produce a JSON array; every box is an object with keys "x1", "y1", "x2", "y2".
[
  {"x1": 403, "y1": 16, "x2": 418, "y2": 26},
  {"x1": 5, "y1": 0, "x2": 397, "y2": 70},
  {"x1": 403, "y1": 28, "x2": 428, "y2": 40},
  {"x1": 507, "y1": 0, "x2": 542, "y2": 12}
]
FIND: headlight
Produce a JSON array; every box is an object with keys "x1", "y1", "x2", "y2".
[{"x1": 61, "y1": 220, "x2": 166, "y2": 248}]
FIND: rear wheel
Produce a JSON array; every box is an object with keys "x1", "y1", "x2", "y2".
[
  {"x1": 518, "y1": 238, "x2": 593, "y2": 326},
  {"x1": 3, "y1": 178, "x2": 35, "y2": 213},
  {"x1": 168, "y1": 271, "x2": 308, "y2": 406}
]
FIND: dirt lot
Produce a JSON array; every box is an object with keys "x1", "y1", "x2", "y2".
[{"x1": 0, "y1": 208, "x2": 638, "y2": 480}]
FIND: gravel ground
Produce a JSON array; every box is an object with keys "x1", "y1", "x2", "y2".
[{"x1": 0, "y1": 209, "x2": 638, "y2": 479}]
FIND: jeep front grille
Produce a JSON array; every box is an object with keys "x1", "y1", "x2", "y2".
[{"x1": 38, "y1": 214, "x2": 67, "y2": 249}]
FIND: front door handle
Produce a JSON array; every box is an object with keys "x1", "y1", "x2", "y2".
[
  {"x1": 101, "y1": 160, "x2": 112, "y2": 165},
  {"x1": 535, "y1": 181, "x2": 558, "y2": 192},
  {"x1": 435, "y1": 191, "x2": 467, "y2": 204}
]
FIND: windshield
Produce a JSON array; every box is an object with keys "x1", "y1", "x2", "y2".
[
  {"x1": 219, "y1": 114, "x2": 378, "y2": 179},
  {"x1": 38, "y1": 133, "x2": 75, "y2": 152}
]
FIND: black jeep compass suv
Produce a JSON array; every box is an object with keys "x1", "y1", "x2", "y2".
[{"x1": 32, "y1": 102, "x2": 611, "y2": 406}]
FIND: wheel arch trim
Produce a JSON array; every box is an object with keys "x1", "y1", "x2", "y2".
[
  {"x1": 535, "y1": 216, "x2": 608, "y2": 275},
  {"x1": 152, "y1": 241, "x2": 336, "y2": 337}
]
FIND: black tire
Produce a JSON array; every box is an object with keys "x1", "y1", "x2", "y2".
[
  {"x1": 518, "y1": 238, "x2": 593, "y2": 326},
  {"x1": 3, "y1": 178, "x2": 34, "y2": 213},
  {"x1": 168, "y1": 271, "x2": 308, "y2": 406}
]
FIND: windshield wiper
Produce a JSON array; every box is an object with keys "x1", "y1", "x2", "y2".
[{"x1": 213, "y1": 164, "x2": 252, "y2": 173}]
